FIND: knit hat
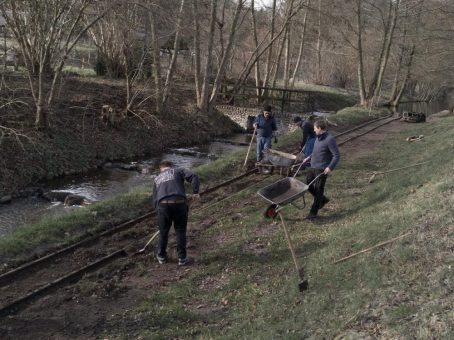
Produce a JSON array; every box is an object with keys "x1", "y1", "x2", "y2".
[{"x1": 263, "y1": 105, "x2": 272, "y2": 113}]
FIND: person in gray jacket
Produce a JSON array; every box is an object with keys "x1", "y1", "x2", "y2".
[
  {"x1": 302, "y1": 120, "x2": 340, "y2": 220},
  {"x1": 152, "y1": 160, "x2": 200, "y2": 265}
]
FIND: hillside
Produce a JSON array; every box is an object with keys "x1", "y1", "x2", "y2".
[{"x1": 1, "y1": 111, "x2": 452, "y2": 339}]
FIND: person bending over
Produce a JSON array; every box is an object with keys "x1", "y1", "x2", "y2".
[{"x1": 152, "y1": 160, "x2": 200, "y2": 265}]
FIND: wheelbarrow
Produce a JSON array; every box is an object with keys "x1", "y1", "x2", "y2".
[
  {"x1": 257, "y1": 173, "x2": 323, "y2": 292},
  {"x1": 265, "y1": 149, "x2": 297, "y2": 167},
  {"x1": 259, "y1": 149, "x2": 306, "y2": 176}
]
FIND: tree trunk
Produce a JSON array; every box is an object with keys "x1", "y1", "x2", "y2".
[
  {"x1": 283, "y1": 22, "x2": 291, "y2": 89},
  {"x1": 192, "y1": 1, "x2": 202, "y2": 104},
  {"x1": 232, "y1": 2, "x2": 303, "y2": 95},
  {"x1": 261, "y1": 0, "x2": 277, "y2": 98},
  {"x1": 199, "y1": 0, "x2": 218, "y2": 113},
  {"x1": 356, "y1": 0, "x2": 367, "y2": 106},
  {"x1": 315, "y1": 0, "x2": 323, "y2": 84},
  {"x1": 162, "y1": 0, "x2": 185, "y2": 108},
  {"x1": 390, "y1": 45, "x2": 415, "y2": 107},
  {"x1": 251, "y1": 0, "x2": 261, "y2": 100},
  {"x1": 149, "y1": 9, "x2": 163, "y2": 114},
  {"x1": 290, "y1": 0, "x2": 310, "y2": 89},
  {"x1": 271, "y1": 31, "x2": 287, "y2": 88},
  {"x1": 369, "y1": 0, "x2": 400, "y2": 104},
  {"x1": 208, "y1": 0, "x2": 245, "y2": 112}
]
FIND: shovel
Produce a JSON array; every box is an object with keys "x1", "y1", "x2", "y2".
[
  {"x1": 278, "y1": 213, "x2": 308, "y2": 292},
  {"x1": 243, "y1": 125, "x2": 257, "y2": 167},
  {"x1": 138, "y1": 230, "x2": 160, "y2": 253}
]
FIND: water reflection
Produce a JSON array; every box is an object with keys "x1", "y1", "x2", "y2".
[{"x1": 0, "y1": 139, "x2": 246, "y2": 236}]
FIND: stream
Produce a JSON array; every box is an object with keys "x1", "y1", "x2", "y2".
[{"x1": 0, "y1": 136, "x2": 251, "y2": 237}]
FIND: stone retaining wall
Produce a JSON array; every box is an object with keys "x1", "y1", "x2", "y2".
[{"x1": 216, "y1": 105, "x2": 297, "y2": 133}]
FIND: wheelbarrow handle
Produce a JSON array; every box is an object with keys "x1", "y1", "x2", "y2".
[{"x1": 307, "y1": 172, "x2": 325, "y2": 187}]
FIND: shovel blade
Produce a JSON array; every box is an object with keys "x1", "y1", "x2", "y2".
[{"x1": 298, "y1": 279, "x2": 309, "y2": 292}]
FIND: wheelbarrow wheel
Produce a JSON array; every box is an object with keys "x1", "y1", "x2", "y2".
[{"x1": 264, "y1": 204, "x2": 279, "y2": 219}]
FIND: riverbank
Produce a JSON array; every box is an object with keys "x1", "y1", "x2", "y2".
[
  {"x1": 0, "y1": 76, "x2": 362, "y2": 200},
  {"x1": 0, "y1": 76, "x2": 244, "y2": 199}
]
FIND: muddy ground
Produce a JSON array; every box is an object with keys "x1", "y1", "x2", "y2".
[{"x1": 0, "y1": 119, "x2": 417, "y2": 339}]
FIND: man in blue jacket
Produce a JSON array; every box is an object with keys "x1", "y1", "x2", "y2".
[
  {"x1": 254, "y1": 105, "x2": 278, "y2": 162},
  {"x1": 303, "y1": 120, "x2": 340, "y2": 220},
  {"x1": 152, "y1": 160, "x2": 200, "y2": 265}
]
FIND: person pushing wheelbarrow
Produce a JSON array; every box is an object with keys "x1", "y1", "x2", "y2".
[{"x1": 302, "y1": 120, "x2": 340, "y2": 220}]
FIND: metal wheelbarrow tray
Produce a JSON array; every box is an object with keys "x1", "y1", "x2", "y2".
[
  {"x1": 257, "y1": 177, "x2": 309, "y2": 206},
  {"x1": 256, "y1": 176, "x2": 310, "y2": 292},
  {"x1": 264, "y1": 149, "x2": 297, "y2": 167}
]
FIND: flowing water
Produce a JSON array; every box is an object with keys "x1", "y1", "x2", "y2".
[{"x1": 0, "y1": 138, "x2": 251, "y2": 237}]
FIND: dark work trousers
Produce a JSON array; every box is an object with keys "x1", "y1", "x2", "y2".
[
  {"x1": 157, "y1": 202, "x2": 188, "y2": 259},
  {"x1": 306, "y1": 168, "x2": 328, "y2": 216}
]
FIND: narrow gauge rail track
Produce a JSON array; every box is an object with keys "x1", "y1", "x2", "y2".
[
  {"x1": 335, "y1": 115, "x2": 401, "y2": 146},
  {"x1": 0, "y1": 169, "x2": 261, "y2": 317},
  {"x1": 0, "y1": 114, "x2": 398, "y2": 317}
]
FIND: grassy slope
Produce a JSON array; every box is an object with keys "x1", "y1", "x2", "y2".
[
  {"x1": 110, "y1": 116, "x2": 453, "y2": 339},
  {"x1": 1, "y1": 106, "x2": 451, "y2": 338}
]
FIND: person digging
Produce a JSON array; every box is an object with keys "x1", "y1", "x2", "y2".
[{"x1": 152, "y1": 160, "x2": 200, "y2": 265}]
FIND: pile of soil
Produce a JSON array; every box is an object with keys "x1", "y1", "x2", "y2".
[{"x1": 0, "y1": 75, "x2": 243, "y2": 197}]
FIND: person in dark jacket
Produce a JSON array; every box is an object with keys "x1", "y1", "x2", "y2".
[
  {"x1": 302, "y1": 120, "x2": 340, "y2": 220},
  {"x1": 152, "y1": 160, "x2": 200, "y2": 265},
  {"x1": 253, "y1": 105, "x2": 278, "y2": 162},
  {"x1": 293, "y1": 115, "x2": 316, "y2": 157}
]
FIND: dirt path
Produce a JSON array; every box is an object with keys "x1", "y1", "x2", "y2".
[{"x1": 0, "y1": 120, "x2": 414, "y2": 339}]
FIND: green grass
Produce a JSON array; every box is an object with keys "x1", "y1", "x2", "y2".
[
  {"x1": 333, "y1": 106, "x2": 390, "y2": 125},
  {"x1": 108, "y1": 116, "x2": 453, "y2": 338},
  {"x1": 62, "y1": 65, "x2": 96, "y2": 77},
  {"x1": 0, "y1": 186, "x2": 150, "y2": 262},
  {"x1": 2, "y1": 111, "x2": 452, "y2": 338}
]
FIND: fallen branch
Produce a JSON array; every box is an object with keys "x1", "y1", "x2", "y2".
[
  {"x1": 333, "y1": 232, "x2": 411, "y2": 264},
  {"x1": 406, "y1": 134, "x2": 424, "y2": 142},
  {"x1": 368, "y1": 161, "x2": 430, "y2": 183}
]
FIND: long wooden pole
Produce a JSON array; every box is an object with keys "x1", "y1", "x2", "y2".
[
  {"x1": 138, "y1": 231, "x2": 160, "y2": 253},
  {"x1": 333, "y1": 232, "x2": 411, "y2": 264},
  {"x1": 369, "y1": 161, "x2": 429, "y2": 183},
  {"x1": 279, "y1": 213, "x2": 301, "y2": 274},
  {"x1": 243, "y1": 125, "x2": 257, "y2": 167}
]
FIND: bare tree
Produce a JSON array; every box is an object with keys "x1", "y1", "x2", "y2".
[
  {"x1": 197, "y1": 0, "x2": 218, "y2": 113},
  {"x1": 261, "y1": 0, "x2": 277, "y2": 98},
  {"x1": 192, "y1": 0, "x2": 247, "y2": 113},
  {"x1": 290, "y1": 0, "x2": 310, "y2": 88},
  {"x1": 162, "y1": 0, "x2": 186, "y2": 108},
  {"x1": 233, "y1": 0, "x2": 305, "y2": 94},
  {"x1": 251, "y1": 0, "x2": 262, "y2": 98},
  {"x1": 315, "y1": 0, "x2": 323, "y2": 84},
  {"x1": 0, "y1": 0, "x2": 113, "y2": 130}
]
